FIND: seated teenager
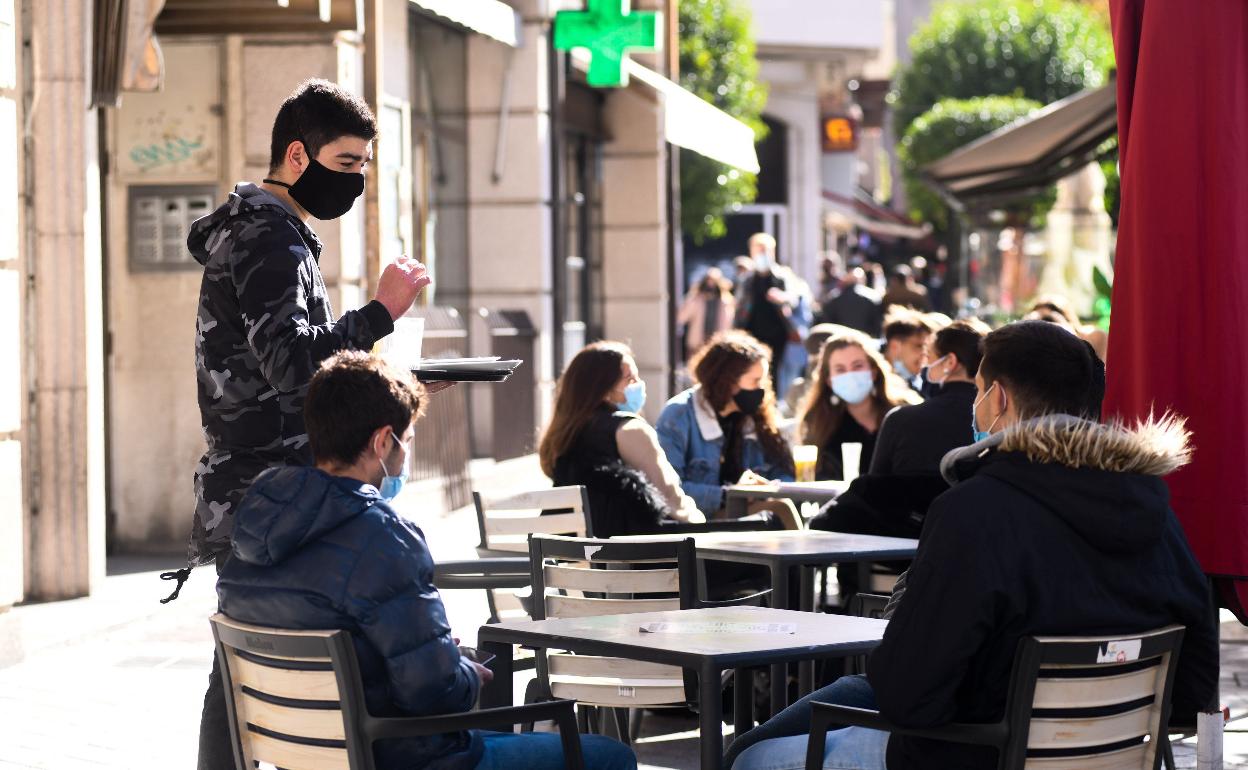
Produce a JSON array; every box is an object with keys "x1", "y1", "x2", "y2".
[
  {"x1": 217, "y1": 352, "x2": 635, "y2": 770},
  {"x1": 540, "y1": 341, "x2": 706, "y2": 537},
  {"x1": 656, "y1": 331, "x2": 799, "y2": 527},
  {"x1": 796, "y1": 329, "x2": 917, "y2": 481},
  {"x1": 729, "y1": 320, "x2": 1218, "y2": 770},
  {"x1": 880, "y1": 306, "x2": 933, "y2": 393},
  {"x1": 869, "y1": 318, "x2": 989, "y2": 476}
]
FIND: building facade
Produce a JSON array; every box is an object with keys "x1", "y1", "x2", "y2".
[{"x1": 0, "y1": 0, "x2": 757, "y2": 609}]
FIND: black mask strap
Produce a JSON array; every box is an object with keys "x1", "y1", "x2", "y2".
[{"x1": 262, "y1": 178, "x2": 292, "y2": 189}]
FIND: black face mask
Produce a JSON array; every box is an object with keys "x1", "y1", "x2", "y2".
[
  {"x1": 733, "y1": 387, "x2": 765, "y2": 415},
  {"x1": 265, "y1": 157, "x2": 364, "y2": 220}
]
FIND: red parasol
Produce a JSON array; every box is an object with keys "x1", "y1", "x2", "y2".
[{"x1": 1106, "y1": 0, "x2": 1248, "y2": 613}]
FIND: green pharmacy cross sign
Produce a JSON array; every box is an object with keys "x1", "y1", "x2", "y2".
[{"x1": 554, "y1": 0, "x2": 659, "y2": 88}]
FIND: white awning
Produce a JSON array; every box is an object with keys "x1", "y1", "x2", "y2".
[
  {"x1": 569, "y1": 51, "x2": 760, "y2": 172},
  {"x1": 409, "y1": 0, "x2": 520, "y2": 47}
]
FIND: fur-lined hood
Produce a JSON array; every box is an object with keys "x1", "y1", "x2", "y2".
[
  {"x1": 942, "y1": 413, "x2": 1191, "y2": 483},
  {"x1": 939, "y1": 414, "x2": 1191, "y2": 554}
]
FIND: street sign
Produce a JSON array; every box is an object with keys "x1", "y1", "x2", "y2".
[
  {"x1": 821, "y1": 115, "x2": 858, "y2": 153},
  {"x1": 554, "y1": 0, "x2": 659, "y2": 88}
]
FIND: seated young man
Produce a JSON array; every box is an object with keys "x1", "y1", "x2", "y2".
[
  {"x1": 217, "y1": 351, "x2": 635, "y2": 770},
  {"x1": 730, "y1": 320, "x2": 1218, "y2": 770}
]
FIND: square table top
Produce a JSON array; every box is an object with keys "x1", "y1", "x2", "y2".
[
  {"x1": 478, "y1": 605, "x2": 887, "y2": 668},
  {"x1": 614, "y1": 529, "x2": 918, "y2": 563}
]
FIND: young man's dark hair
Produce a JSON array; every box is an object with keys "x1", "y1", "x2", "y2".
[
  {"x1": 979, "y1": 320, "x2": 1105, "y2": 420},
  {"x1": 932, "y1": 319, "x2": 987, "y2": 380},
  {"x1": 268, "y1": 78, "x2": 378, "y2": 173},
  {"x1": 882, "y1": 306, "x2": 932, "y2": 342},
  {"x1": 305, "y1": 352, "x2": 424, "y2": 467}
]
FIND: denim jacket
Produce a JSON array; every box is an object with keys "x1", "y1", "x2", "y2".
[{"x1": 655, "y1": 386, "x2": 795, "y2": 514}]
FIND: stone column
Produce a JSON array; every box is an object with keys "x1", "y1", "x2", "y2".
[
  {"x1": 24, "y1": 0, "x2": 107, "y2": 600},
  {"x1": 1039, "y1": 162, "x2": 1113, "y2": 316}
]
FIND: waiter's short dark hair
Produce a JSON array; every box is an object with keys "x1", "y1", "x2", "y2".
[
  {"x1": 979, "y1": 321, "x2": 1105, "y2": 420},
  {"x1": 304, "y1": 352, "x2": 424, "y2": 466},
  {"x1": 269, "y1": 79, "x2": 378, "y2": 173}
]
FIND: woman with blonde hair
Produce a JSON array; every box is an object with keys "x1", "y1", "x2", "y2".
[{"x1": 798, "y1": 330, "x2": 919, "y2": 480}]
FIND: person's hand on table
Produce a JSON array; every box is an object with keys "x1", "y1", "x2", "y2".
[{"x1": 736, "y1": 469, "x2": 773, "y2": 487}]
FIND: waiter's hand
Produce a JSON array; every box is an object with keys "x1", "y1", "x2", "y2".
[{"x1": 376, "y1": 256, "x2": 432, "y2": 321}]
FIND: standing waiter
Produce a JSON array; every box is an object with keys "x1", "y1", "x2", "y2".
[{"x1": 168, "y1": 78, "x2": 429, "y2": 769}]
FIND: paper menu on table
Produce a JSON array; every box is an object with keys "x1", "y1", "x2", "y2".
[{"x1": 638, "y1": 622, "x2": 797, "y2": 635}]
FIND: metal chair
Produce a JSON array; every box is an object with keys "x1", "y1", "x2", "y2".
[
  {"x1": 805, "y1": 625, "x2": 1186, "y2": 770},
  {"x1": 528, "y1": 533, "x2": 769, "y2": 744},
  {"x1": 210, "y1": 613, "x2": 585, "y2": 770}
]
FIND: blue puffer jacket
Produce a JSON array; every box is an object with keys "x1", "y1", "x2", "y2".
[
  {"x1": 217, "y1": 466, "x2": 482, "y2": 770},
  {"x1": 655, "y1": 386, "x2": 794, "y2": 514}
]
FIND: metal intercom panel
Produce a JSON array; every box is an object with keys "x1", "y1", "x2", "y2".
[{"x1": 128, "y1": 185, "x2": 218, "y2": 272}]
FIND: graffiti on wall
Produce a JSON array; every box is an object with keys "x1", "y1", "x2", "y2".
[{"x1": 128, "y1": 136, "x2": 206, "y2": 172}]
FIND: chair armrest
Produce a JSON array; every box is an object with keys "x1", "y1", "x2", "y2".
[
  {"x1": 699, "y1": 589, "x2": 772, "y2": 609},
  {"x1": 805, "y1": 703, "x2": 1007, "y2": 769},
  {"x1": 660, "y1": 519, "x2": 769, "y2": 534},
  {"x1": 434, "y1": 558, "x2": 531, "y2": 590},
  {"x1": 367, "y1": 699, "x2": 577, "y2": 740}
]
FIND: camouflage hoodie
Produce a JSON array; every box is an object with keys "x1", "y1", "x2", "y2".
[{"x1": 184, "y1": 183, "x2": 393, "y2": 571}]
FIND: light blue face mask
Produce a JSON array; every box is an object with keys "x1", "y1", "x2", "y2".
[
  {"x1": 830, "y1": 370, "x2": 874, "y2": 405},
  {"x1": 617, "y1": 380, "x2": 646, "y2": 414},
  {"x1": 971, "y1": 383, "x2": 1001, "y2": 442},
  {"x1": 378, "y1": 431, "x2": 409, "y2": 501},
  {"x1": 892, "y1": 358, "x2": 915, "y2": 380}
]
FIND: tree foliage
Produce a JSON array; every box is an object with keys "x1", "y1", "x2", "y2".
[
  {"x1": 900, "y1": 96, "x2": 1044, "y2": 229},
  {"x1": 894, "y1": 0, "x2": 1114, "y2": 231},
  {"x1": 677, "y1": 0, "x2": 768, "y2": 244},
  {"x1": 895, "y1": 0, "x2": 1115, "y2": 135}
]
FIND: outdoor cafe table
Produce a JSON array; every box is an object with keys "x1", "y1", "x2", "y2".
[
  {"x1": 615, "y1": 529, "x2": 918, "y2": 711},
  {"x1": 722, "y1": 480, "x2": 850, "y2": 518},
  {"x1": 477, "y1": 605, "x2": 887, "y2": 770}
]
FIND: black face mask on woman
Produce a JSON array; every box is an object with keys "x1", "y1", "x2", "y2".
[
  {"x1": 264, "y1": 157, "x2": 364, "y2": 220},
  {"x1": 733, "y1": 388, "x2": 765, "y2": 415}
]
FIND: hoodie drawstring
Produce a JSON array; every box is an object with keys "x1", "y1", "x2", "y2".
[{"x1": 159, "y1": 566, "x2": 192, "y2": 604}]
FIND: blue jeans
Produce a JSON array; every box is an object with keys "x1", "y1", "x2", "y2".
[
  {"x1": 732, "y1": 726, "x2": 888, "y2": 770},
  {"x1": 474, "y1": 730, "x2": 636, "y2": 770},
  {"x1": 725, "y1": 674, "x2": 879, "y2": 768}
]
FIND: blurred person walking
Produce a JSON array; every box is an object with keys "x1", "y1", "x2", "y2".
[
  {"x1": 817, "y1": 266, "x2": 884, "y2": 336},
  {"x1": 677, "y1": 268, "x2": 735, "y2": 362}
]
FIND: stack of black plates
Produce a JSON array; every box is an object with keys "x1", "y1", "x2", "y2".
[{"x1": 412, "y1": 357, "x2": 523, "y2": 383}]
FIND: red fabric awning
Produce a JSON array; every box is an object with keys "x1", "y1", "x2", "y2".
[{"x1": 1106, "y1": 0, "x2": 1248, "y2": 588}]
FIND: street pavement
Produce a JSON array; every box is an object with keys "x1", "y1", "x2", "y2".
[{"x1": 1, "y1": 454, "x2": 1246, "y2": 768}]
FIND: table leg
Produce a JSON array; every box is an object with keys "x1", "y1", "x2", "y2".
[
  {"x1": 700, "y1": 663, "x2": 725, "y2": 770},
  {"x1": 769, "y1": 563, "x2": 790, "y2": 718},
  {"x1": 856, "y1": 561, "x2": 871, "y2": 598},
  {"x1": 478, "y1": 639, "x2": 513, "y2": 709},
  {"x1": 724, "y1": 492, "x2": 749, "y2": 519},
  {"x1": 798, "y1": 567, "x2": 815, "y2": 696},
  {"x1": 733, "y1": 667, "x2": 754, "y2": 744}
]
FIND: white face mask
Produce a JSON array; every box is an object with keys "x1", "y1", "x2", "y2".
[{"x1": 927, "y1": 355, "x2": 950, "y2": 386}]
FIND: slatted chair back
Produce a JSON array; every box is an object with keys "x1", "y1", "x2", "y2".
[
  {"x1": 528, "y1": 534, "x2": 699, "y2": 709},
  {"x1": 211, "y1": 613, "x2": 587, "y2": 770},
  {"x1": 473, "y1": 486, "x2": 590, "y2": 622},
  {"x1": 999, "y1": 625, "x2": 1185, "y2": 769},
  {"x1": 210, "y1": 613, "x2": 372, "y2": 770}
]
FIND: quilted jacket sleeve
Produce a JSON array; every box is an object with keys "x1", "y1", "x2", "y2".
[{"x1": 343, "y1": 516, "x2": 479, "y2": 716}]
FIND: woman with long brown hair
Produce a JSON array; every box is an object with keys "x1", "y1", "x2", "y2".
[
  {"x1": 655, "y1": 331, "x2": 796, "y2": 516},
  {"x1": 538, "y1": 341, "x2": 704, "y2": 537},
  {"x1": 797, "y1": 329, "x2": 919, "y2": 480}
]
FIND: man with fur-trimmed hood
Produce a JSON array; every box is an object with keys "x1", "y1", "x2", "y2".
[{"x1": 729, "y1": 320, "x2": 1217, "y2": 770}]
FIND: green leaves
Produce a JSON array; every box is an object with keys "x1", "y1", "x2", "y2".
[
  {"x1": 678, "y1": 0, "x2": 768, "y2": 244},
  {"x1": 894, "y1": 0, "x2": 1114, "y2": 233},
  {"x1": 900, "y1": 96, "x2": 1043, "y2": 229}
]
